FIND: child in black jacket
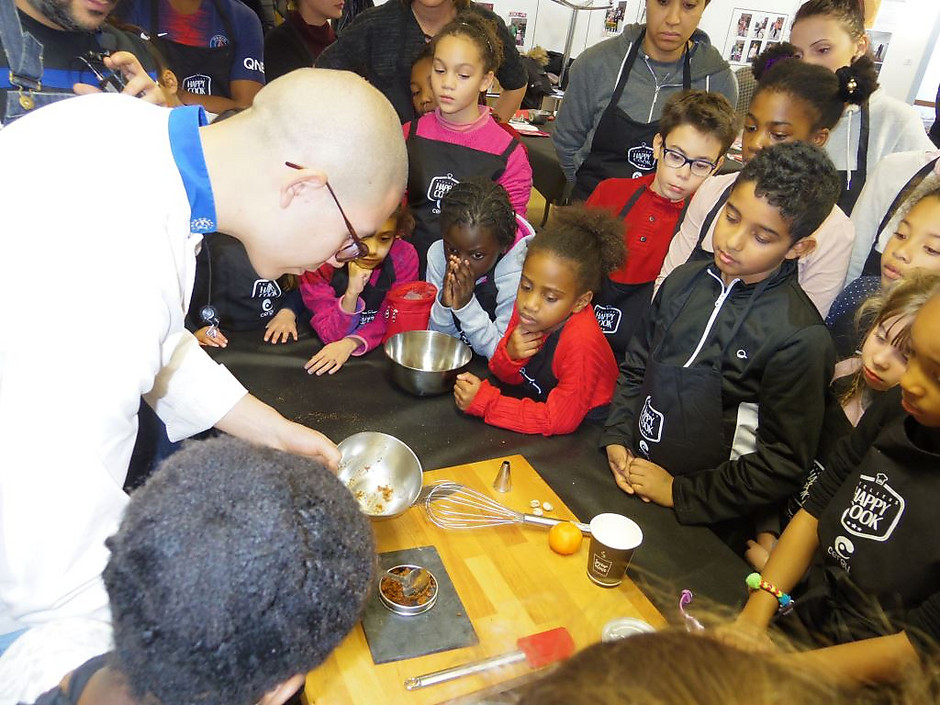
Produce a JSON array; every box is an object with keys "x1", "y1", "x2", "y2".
[{"x1": 601, "y1": 142, "x2": 841, "y2": 544}]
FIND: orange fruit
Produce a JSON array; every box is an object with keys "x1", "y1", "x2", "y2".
[{"x1": 548, "y1": 521, "x2": 583, "y2": 555}]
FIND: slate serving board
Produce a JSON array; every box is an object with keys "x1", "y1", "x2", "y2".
[{"x1": 361, "y1": 545, "x2": 478, "y2": 664}]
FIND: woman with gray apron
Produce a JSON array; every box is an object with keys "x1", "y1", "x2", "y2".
[
  {"x1": 147, "y1": 0, "x2": 237, "y2": 99},
  {"x1": 593, "y1": 187, "x2": 689, "y2": 357},
  {"x1": 572, "y1": 29, "x2": 691, "y2": 201},
  {"x1": 405, "y1": 118, "x2": 519, "y2": 277}
]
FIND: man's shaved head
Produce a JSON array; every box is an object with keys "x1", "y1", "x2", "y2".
[
  {"x1": 246, "y1": 68, "x2": 406, "y2": 212},
  {"x1": 204, "y1": 69, "x2": 407, "y2": 278}
]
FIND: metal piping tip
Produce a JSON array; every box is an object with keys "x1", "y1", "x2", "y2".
[{"x1": 492, "y1": 460, "x2": 512, "y2": 493}]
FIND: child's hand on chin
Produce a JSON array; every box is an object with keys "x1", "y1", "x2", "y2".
[
  {"x1": 454, "y1": 372, "x2": 482, "y2": 411},
  {"x1": 346, "y1": 262, "x2": 372, "y2": 295},
  {"x1": 507, "y1": 325, "x2": 543, "y2": 361}
]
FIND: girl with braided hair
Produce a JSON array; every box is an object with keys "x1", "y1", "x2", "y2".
[
  {"x1": 454, "y1": 204, "x2": 623, "y2": 436},
  {"x1": 428, "y1": 178, "x2": 533, "y2": 359}
]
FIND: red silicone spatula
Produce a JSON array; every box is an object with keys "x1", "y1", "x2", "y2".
[{"x1": 403, "y1": 627, "x2": 575, "y2": 691}]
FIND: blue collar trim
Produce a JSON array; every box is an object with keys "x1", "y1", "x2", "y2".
[{"x1": 168, "y1": 106, "x2": 217, "y2": 234}]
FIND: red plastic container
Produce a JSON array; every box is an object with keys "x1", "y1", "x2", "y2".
[{"x1": 383, "y1": 281, "x2": 438, "y2": 342}]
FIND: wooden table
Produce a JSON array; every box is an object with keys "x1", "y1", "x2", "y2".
[{"x1": 305, "y1": 455, "x2": 666, "y2": 704}]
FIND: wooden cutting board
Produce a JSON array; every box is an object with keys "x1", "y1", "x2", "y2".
[{"x1": 305, "y1": 455, "x2": 666, "y2": 704}]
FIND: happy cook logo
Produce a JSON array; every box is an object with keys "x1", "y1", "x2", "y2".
[
  {"x1": 627, "y1": 143, "x2": 655, "y2": 171},
  {"x1": 427, "y1": 173, "x2": 459, "y2": 215},
  {"x1": 594, "y1": 305, "x2": 621, "y2": 335},
  {"x1": 840, "y1": 472, "x2": 905, "y2": 542}
]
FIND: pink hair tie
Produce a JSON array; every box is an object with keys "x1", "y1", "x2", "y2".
[{"x1": 679, "y1": 589, "x2": 705, "y2": 632}]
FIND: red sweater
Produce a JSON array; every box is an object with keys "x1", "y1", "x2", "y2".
[
  {"x1": 586, "y1": 174, "x2": 686, "y2": 285},
  {"x1": 465, "y1": 306, "x2": 618, "y2": 436}
]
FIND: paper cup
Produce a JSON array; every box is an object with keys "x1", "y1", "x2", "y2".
[{"x1": 586, "y1": 513, "x2": 643, "y2": 587}]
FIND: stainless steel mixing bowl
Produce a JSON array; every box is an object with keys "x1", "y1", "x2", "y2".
[
  {"x1": 384, "y1": 330, "x2": 472, "y2": 396},
  {"x1": 337, "y1": 432, "x2": 423, "y2": 519}
]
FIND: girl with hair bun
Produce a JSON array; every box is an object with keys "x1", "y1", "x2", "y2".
[
  {"x1": 789, "y1": 0, "x2": 933, "y2": 214},
  {"x1": 657, "y1": 43, "x2": 870, "y2": 317},
  {"x1": 453, "y1": 205, "x2": 623, "y2": 436}
]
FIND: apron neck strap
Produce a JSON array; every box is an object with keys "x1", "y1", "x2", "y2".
[
  {"x1": 617, "y1": 182, "x2": 647, "y2": 219},
  {"x1": 697, "y1": 182, "x2": 734, "y2": 250}
]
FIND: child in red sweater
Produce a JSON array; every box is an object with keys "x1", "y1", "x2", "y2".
[
  {"x1": 403, "y1": 12, "x2": 532, "y2": 276},
  {"x1": 454, "y1": 206, "x2": 624, "y2": 436},
  {"x1": 587, "y1": 90, "x2": 737, "y2": 356}
]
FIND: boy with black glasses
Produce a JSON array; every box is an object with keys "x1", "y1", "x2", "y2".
[{"x1": 586, "y1": 89, "x2": 738, "y2": 356}]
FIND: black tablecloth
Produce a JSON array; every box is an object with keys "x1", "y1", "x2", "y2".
[{"x1": 206, "y1": 329, "x2": 749, "y2": 617}]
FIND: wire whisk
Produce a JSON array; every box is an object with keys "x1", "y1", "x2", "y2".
[{"x1": 424, "y1": 481, "x2": 591, "y2": 534}]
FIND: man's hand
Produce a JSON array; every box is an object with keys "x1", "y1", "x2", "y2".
[
  {"x1": 215, "y1": 395, "x2": 341, "y2": 472},
  {"x1": 506, "y1": 325, "x2": 543, "y2": 361},
  {"x1": 194, "y1": 325, "x2": 228, "y2": 348},
  {"x1": 263, "y1": 309, "x2": 299, "y2": 344},
  {"x1": 73, "y1": 51, "x2": 165, "y2": 105},
  {"x1": 304, "y1": 338, "x2": 359, "y2": 376},
  {"x1": 454, "y1": 372, "x2": 482, "y2": 411},
  {"x1": 628, "y1": 458, "x2": 675, "y2": 507},
  {"x1": 605, "y1": 444, "x2": 635, "y2": 494}
]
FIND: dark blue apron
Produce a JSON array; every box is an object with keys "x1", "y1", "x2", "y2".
[
  {"x1": 149, "y1": 0, "x2": 236, "y2": 98},
  {"x1": 405, "y1": 117, "x2": 518, "y2": 277},
  {"x1": 594, "y1": 186, "x2": 689, "y2": 358}
]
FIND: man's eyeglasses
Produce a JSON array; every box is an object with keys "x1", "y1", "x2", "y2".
[
  {"x1": 285, "y1": 162, "x2": 368, "y2": 263},
  {"x1": 659, "y1": 147, "x2": 718, "y2": 178}
]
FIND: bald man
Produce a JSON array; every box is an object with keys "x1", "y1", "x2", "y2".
[{"x1": 0, "y1": 69, "x2": 405, "y2": 702}]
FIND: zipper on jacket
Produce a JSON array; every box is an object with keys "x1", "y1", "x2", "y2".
[
  {"x1": 683, "y1": 269, "x2": 740, "y2": 367},
  {"x1": 642, "y1": 54, "x2": 686, "y2": 122}
]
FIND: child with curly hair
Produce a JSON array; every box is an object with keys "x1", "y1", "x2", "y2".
[
  {"x1": 29, "y1": 436, "x2": 375, "y2": 705},
  {"x1": 454, "y1": 204, "x2": 623, "y2": 436},
  {"x1": 603, "y1": 142, "x2": 841, "y2": 548}
]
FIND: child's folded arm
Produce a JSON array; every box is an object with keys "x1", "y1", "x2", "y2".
[
  {"x1": 671, "y1": 326, "x2": 836, "y2": 524},
  {"x1": 487, "y1": 329, "x2": 526, "y2": 384},
  {"x1": 299, "y1": 268, "x2": 363, "y2": 344},
  {"x1": 499, "y1": 142, "x2": 534, "y2": 221}
]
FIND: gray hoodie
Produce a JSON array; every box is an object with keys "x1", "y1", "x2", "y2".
[{"x1": 553, "y1": 24, "x2": 737, "y2": 183}]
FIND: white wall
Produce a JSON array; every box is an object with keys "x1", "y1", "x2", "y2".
[{"x1": 376, "y1": 0, "x2": 938, "y2": 104}]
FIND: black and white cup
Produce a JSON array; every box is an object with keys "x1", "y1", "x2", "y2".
[{"x1": 586, "y1": 513, "x2": 643, "y2": 587}]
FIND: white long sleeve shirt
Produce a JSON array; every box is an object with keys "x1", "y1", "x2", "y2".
[{"x1": 0, "y1": 95, "x2": 246, "y2": 701}]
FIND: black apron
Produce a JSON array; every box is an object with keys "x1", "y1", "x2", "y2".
[
  {"x1": 860, "y1": 155, "x2": 940, "y2": 276},
  {"x1": 452, "y1": 261, "x2": 500, "y2": 347},
  {"x1": 635, "y1": 269, "x2": 767, "y2": 475},
  {"x1": 405, "y1": 118, "x2": 518, "y2": 277},
  {"x1": 835, "y1": 100, "x2": 870, "y2": 216},
  {"x1": 517, "y1": 316, "x2": 610, "y2": 422},
  {"x1": 150, "y1": 0, "x2": 236, "y2": 98},
  {"x1": 329, "y1": 255, "x2": 396, "y2": 327},
  {"x1": 594, "y1": 187, "x2": 689, "y2": 357},
  {"x1": 572, "y1": 29, "x2": 692, "y2": 201},
  {"x1": 687, "y1": 182, "x2": 735, "y2": 263}
]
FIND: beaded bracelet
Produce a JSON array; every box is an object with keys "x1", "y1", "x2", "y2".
[{"x1": 745, "y1": 572, "x2": 794, "y2": 615}]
